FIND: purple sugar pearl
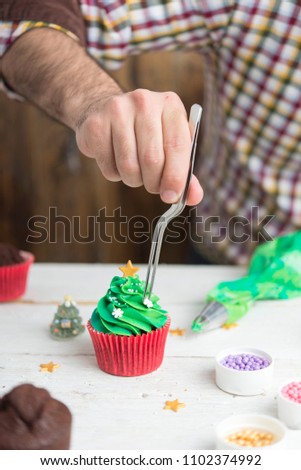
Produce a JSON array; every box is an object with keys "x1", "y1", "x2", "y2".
[{"x1": 220, "y1": 353, "x2": 270, "y2": 371}]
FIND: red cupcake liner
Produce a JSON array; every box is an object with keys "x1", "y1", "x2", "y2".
[
  {"x1": 0, "y1": 251, "x2": 34, "y2": 302},
  {"x1": 87, "y1": 317, "x2": 170, "y2": 377}
]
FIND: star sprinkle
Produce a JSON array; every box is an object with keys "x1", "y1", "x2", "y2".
[
  {"x1": 169, "y1": 328, "x2": 186, "y2": 336},
  {"x1": 143, "y1": 298, "x2": 153, "y2": 308},
  {"x1": 221, "y1": 322, "x2": 238, "y2": 330},
  {"x1": 112, "y1": 307, "x2": 124, "y2": 318},
  {"x1": 39, "y1": 361, "x2": 60, "y2": 373},
  {"x1": 164, "y1": 399, "x2": 186, "y2": 412},
  {"x1": 118, "y1": 260, "x2": 139, "y2": 278}
]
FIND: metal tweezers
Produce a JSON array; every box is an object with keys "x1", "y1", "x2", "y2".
[{"x1": 143, "y1": 104, "x2": 202, "y2": 302}]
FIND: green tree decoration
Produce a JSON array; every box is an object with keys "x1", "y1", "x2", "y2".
[{"x1": 50, "y1": 295, "x2": 85, "y2": 339}]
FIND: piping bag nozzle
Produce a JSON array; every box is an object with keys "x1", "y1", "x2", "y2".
[{"x1": 191, "y1": 301, "x2": 228, "y2": 332}]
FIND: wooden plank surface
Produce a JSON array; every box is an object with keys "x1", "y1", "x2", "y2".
[{"x1": 1, "y1": 264, "x2": 301, "y2": 449}]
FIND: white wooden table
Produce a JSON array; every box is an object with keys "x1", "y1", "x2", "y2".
[{"x1": 1, "y1": 263, "x2": 301, "y2": 450}]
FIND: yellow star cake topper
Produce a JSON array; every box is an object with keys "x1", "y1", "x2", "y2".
[
  {"x1": 118, "y1": 260, "x2": 139, "y2": 278},
  {"x1": 164, "y1": 399, "x2": 186, "y2": 412},
  {"x1": 64, "y1": 295, "x2": 73, "y2": 302},
  {"x1": 39, "y1": 361, "x2": 60, "y2": 373}
]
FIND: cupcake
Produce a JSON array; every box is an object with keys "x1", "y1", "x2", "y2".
[
  {"x1": 0, "y1": 383, "x2": 72, "y2": 449},
  {"x1": 0, "y1": 243, "x2": 34, "y2": 301},
  {"x1": 87, "y1": 260, "x2": 170, "y2": 376}
]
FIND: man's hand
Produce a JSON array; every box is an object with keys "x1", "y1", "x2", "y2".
[
  {"x1": 76, "y1": 89, "x2": 203, "y2": 205},
  {"x1": 1, "y1": 28, "x2": 203, "y2": 205}
]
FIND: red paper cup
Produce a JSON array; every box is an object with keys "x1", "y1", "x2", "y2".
[
  {"x1": 87, "y1": 316, "x2": 170, "y2": 376},
  {"x1": 0, "y1": 251, "x2": 34, "y2": 302}
]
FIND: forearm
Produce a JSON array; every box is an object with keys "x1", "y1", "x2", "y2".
[
  {"x1": 1, "y1": 26, "x2": 203, "y2": 207},
  {"x1": 0, "y1": 28, "x2": 122, "y2": 130}
]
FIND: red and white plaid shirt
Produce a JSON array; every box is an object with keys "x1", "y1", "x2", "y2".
[{"x1": 1, "y1": 1, "x2": 301, "y2": 264}]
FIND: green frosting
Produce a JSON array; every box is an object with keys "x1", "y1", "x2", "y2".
[{"x1": 90, "y1": 275, "x2": 168, "y2": 336}]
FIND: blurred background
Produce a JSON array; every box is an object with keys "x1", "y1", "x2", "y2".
[{"x1": 0, "y1": 51, "x2": 203, "y2": 263}]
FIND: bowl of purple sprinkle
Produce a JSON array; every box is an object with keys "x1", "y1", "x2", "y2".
[{"x1": 215, "y1": 347, "x2": 274, "y2": 396}]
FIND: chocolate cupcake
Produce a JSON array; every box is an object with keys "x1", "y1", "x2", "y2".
[
  {"x1": 0, "y1": 384, "x2": 72, "y2": 449},
  {"x1": 0, "y1": 243, "x2": 34, "y2": 301}
]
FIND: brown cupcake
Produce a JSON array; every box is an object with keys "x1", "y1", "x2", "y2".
[
  {"x1": 0, "y1": 243, "x2": 34, "y2": 301},
  {"x1": 0, "y1": 384, "x2": 72, "y2": 449}
]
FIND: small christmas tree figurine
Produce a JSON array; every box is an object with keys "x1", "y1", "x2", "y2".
[{"x1": 50, "y1": 295, "x2": 85, "y2": 339}]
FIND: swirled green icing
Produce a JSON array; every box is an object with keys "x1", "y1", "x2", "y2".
[{"x1": 90, "y1": 275, "x2": 168, "y2": 336}]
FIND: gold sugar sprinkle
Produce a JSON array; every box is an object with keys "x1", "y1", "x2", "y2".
[{"x1": 225, "y1": 428, "x2": 274, "y2": 447}]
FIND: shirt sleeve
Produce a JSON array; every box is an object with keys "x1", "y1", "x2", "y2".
[
  {"x1": 0, "y1": 0, "x2": 85, "y2": 45},
  {"x1": 0, "y1": 0, "x2": 86, "y2": 99}
]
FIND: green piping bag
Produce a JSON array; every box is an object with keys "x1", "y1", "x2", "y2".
[{"x1": 192, "y1": 231, "x2": 301, "y2": 332}]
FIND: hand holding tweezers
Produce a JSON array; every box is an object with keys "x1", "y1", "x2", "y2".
[{"x1": 143, "y1": 103, "x2": 202, "y2": 302}]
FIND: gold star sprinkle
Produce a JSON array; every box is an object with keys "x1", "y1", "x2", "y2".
[
  {"x1": 164, "y1": 399, "x2": 186, "y2": 412},
  {"x1": 118, "y1": 260, "x2": 139, "y2": 278},
  {"x1": 169, "y1": 328, "x2": 186, "y2": 336},
  {"x1": 39, "y1": 361, "x2": 60, "y2": 373},
  {"x1": 221, "y1": 322, "x2": 238, "y2": 330}
]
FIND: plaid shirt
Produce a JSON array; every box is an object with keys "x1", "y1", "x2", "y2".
[{"x1": 1, "y1": 1, "x2": 301, "y2": 264}]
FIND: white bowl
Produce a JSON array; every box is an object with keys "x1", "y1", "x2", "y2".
[
  {"x1": 215, "y1": 347, "x2": 274, "y2": 396},
  {"x1": 215, "y1": 413, "x2": 287, "y2": 450},
  {"x1": 277, "y1": 378, "x2": 301, "y2": 429}
]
